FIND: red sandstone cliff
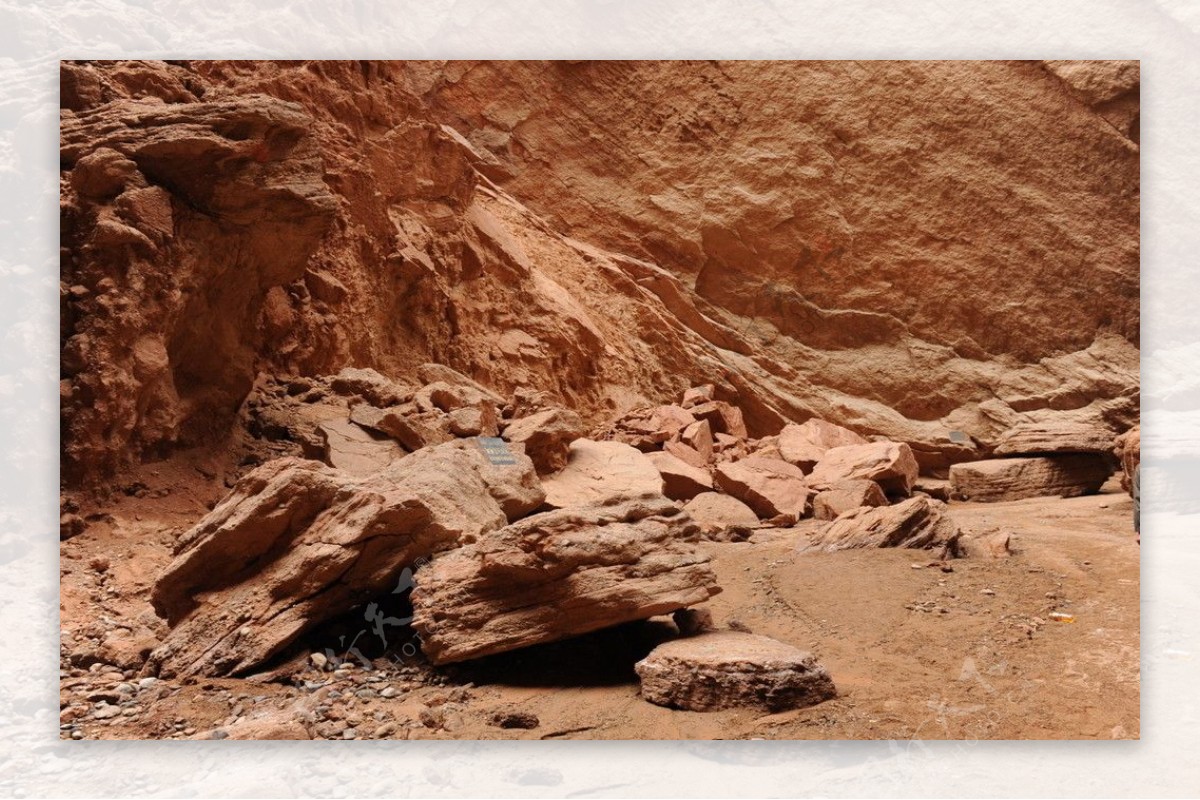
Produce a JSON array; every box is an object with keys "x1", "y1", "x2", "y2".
[{"x1": 59, "y1": 60, "x2": 1138, "y2": 487}]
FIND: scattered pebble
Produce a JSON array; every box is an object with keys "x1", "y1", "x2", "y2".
[
  {"x1": 380, "y1": 687, "x2": 398, "y2": 699},
  {"x1": 980, "y1": 589, "x2": 996, "y2": 596},
  {"x1": 310, "y1": 652, "x2": 328, "y2": 669},
  {"x1": 342, "y1": 727, "x2": 358, "y2": 740},
  {"x1": 138, "y1": 677, "x2": 157, "y2": 690}
]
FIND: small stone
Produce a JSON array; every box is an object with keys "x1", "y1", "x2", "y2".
[
  {"x1": 379, "y1": 686, "x2": 398, "y2": 699},
  {"x1": 210, "y1": 729, "x2": 228, "y2": 740},
  {"x1": 310, "y1": 652, "x2": 328, "y2": 669},
  {"x1": 488, "y1": 710, "x2": 540, "y2": 730},
  {"x1": 980, "y1": 588, "x2": 996, "y2": 596},
  {"x1": 71, "y1": 730, "x2": 84, "y2": 740},
  {"x1": 137, "y1": 677, "x2": 157, "y2": 690},
  {"x1": 342, "y1": 727, "x2": 358, "y2": 739}
]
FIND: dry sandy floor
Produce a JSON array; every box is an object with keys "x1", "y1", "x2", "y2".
[{"x1": 59, "y1": 458, "x2": 1138, "y2": 741}]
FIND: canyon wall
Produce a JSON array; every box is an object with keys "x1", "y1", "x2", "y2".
[{"x1": 59, "y1": 60, "x2": 1139, "y2": 487}]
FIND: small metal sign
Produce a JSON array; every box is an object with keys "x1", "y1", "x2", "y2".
[{"x1": 477, "y1": 436, "x2": 518, "y2": 466}]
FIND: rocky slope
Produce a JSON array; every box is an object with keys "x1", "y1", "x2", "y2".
[{"x1": 59, "y1": 59, "x2": 1138, "y2": 491}]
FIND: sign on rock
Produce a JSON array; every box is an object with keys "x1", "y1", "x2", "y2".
[{"x1": 477, "y1": 436, "x2": 518, "y2": 466}]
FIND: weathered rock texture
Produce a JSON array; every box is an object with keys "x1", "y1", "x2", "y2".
[
  {"x1": 146, "y1": 440, "x2": 542, "y2": 677},
  {"x1": 410, "y1": 497, "x2": 721, "y2": 664},
  {"x1": 60, "y1": 60, "x2": 1139, "y2": 491},
  {"x1": 540, "y1": 439, "x2": 664, "y2": 509},
  {"x1": 713, "y1": 457, "x2": 813, "y2": 520},
  {"x1": 812, "y1": 479, "x2": 888, "y2": 521},
  {"x1": 806, "y1": 442, "x2": 919, "y2": 497},
  {"x1": 948, "y1": 455, "x2": 1112, "y2": 502},
  {"x1": 635, "y1": 632, "x2": 837, "y2": 712},
  {"x1": 807, "y1": 496, "x2": 962, "y2": 557},
  {"x1": 993, "y1": 417, "x2": 1117, "y2": 456}
]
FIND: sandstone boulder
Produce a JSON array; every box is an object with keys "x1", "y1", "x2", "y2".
[
  {"x1": 806, "y1": 496, "x2": 962, "y2": 558},
  {"x1": 811, "y1": 479, "x2": 888, "y2": 521},
  {"x1": 993, "y1": 418, "x2": 1117, "y2": 456},
  {"x1": 807, "y1": 442, "x2": 919, "y2": 497},
  {"x1": 778, "y1": 419, "x2": 868, "y2": 471},
  {"x1": 410, "y1": 496, "x2": 721, "y2": 663},
  {"x1": 446, "y1": 403, "x2": 500, "y2": 437},
  {"x1": 415, "y1": 362, "x2": 505, "y2": 405},
  {"x1": 680, "y1": 419, "x2": 715, "y2": 461},
  {"x1": 645, "y1": 451, "x2": 714, "y2": 501},
  {"x1": 635, "y1": 632, "x2": 837, "y2": 712},
  {"x1": 330, "y1": 367, "x2": 409, "y2": 407},
  {"x1": 501, "y1": 407, "x2": 586, "y2": 474},
  {"x1": 349, "y1": 404, "x2": 453, "y2": 451},
  {"x1": 713, "y1": 457, "x2": 813, "y2": 520},
  {"x1": 682, "y1": 492, "x2": 761, "y2": 537},
  {"x1": 689, "y1": 401, "x2": 748, "y2": 439},
  {"x1": 681, "y1": 384, "x2": 715, "y2": 408},
  {"x1": 540, "y1": 439, "x2": 664, "y2": 509},
  {"x1": 948, "y1": 455, "x2": 1112, "y2": 502},
  {"x1": 146, "y1": 440, "x2": 541, "y2": 677},
  {"x1": 664, "y1": 440, "x2": 709, "y2": 470},
  {"x1": 317, "y1": 418, "x2": 405, "y2": 476}
]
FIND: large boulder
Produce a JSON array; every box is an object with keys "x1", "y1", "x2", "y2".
[
  {"x1": 688, "y1": 401, "x2": 748, "y2": 439},
  {"x1": 349, "y1": 404, "x2": 453, "y2": 451},
  {"x1": 501, "y1": 407, "x2": 586, "y2": 474},
  {"x1": 682, "y1": 492, "x2": 761, "y2": 537},
  {"x1": 949, "y1": 455, "x2": 1112, "y2": 502},
  {"x1": 145, "y1": 440, "x2": 542, "y2": 678},
  {"x1": 713, "y1": 457, "x2": 813, "y2": 520},
  {"x1": 645, "y1": 451, "x2": 713, "y2": 501},
  {"x1": 330, "y1": 367, "x2": 410, "y2": 407},
  {"x1": 806, "y1": 441, "x2": 919, "y2": 497},
  {"x1": 410, "y1": 496, "x2": 722, "y2": 663},
  {"x1": 811, "y1": 479, "x2": 888, "y2": 521},
  {"x1": 778, "y1": 419, "x2": 868, "y2": 471},
  {"x1": 635, "y1": 632, "x2": 837, "y2": 712},
  {"x1": 316, "y1": 418, "x2": 405, "y2": 476},
  {"x1": 540, "y1": 439, "x2": 664, "y2": 509},
  {"x1": 993, "y1": 418, "x2": 1117, "y2": 456},
  {"x1": 806, "y1": 496, "x2": 962, "y2": 557}
]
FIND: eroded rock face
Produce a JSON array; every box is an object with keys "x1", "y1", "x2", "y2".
[
  {"x1": 948, "y1": 455, "x2": 1112, "y2": 502},
  {"x1": 146, "y1": 440, "x2": 541, "y2": 677},
  {"x1": 713, "y1": 457, "x2": 813, "y2": 520},
  {"x1": 807, "y1": 442, "x2": 919, "y2": 497},
  {"x1": 540, "y1": 439, "x2": 664, "y2": 509},
  {"x1": 60, "y1": 92, "x2": 336, "y2": 485},
  {"x1": 60, "y1": 61, "x2": 1139, "y2": 494},
  {"x1": 410, "y1": 496, "x2": 722, "y2": 664},
  {"x1": 635, "y1": 632, "x2": 837, "y2": 712},
  {"x1": 806, "y1": 496, "x2": 962, "y2": 557}
]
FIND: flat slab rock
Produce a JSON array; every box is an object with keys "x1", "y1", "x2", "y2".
[
  {"x1": 949, "y1": 454, "x2": 1111, "y2": 502},
  {"x1": 992, "y1": 418, "x2": 1116, "y2": 456},
  {"x1": 146, "y1": 439, "x2": 543, "y2": 678},
  {"x1": 411, "y1": 496, "x2": 721, "y2": 664},
  {"x1": 635, "y1": 632, "x2": 837, "y2": 712},
  {"x1": 806, "y1": 496, "x2": 962, "y2": 559},
  {"x1": 540, "y1": 438, "x2": 664, "y2": 509},
  {"x1": 812, "y1": 479, "x2": 887, "y2": 521}
]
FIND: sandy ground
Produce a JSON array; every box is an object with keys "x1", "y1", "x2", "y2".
[{"x1": 59, "y1": 457, "x2": 1138, "y2": 741}]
